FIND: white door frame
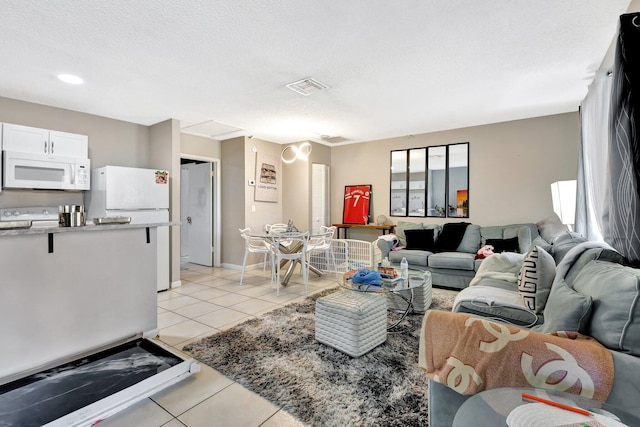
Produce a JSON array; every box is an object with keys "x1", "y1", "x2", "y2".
[{"x1": 179, "y1": 153, "x2": 221, "y2": 267}]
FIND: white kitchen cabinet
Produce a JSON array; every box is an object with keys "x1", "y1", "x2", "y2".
[{"x1": 2, "y1": 122, "x2": 88, "y2": 157}]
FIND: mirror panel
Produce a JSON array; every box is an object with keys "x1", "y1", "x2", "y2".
[
  {"x1": 447, "y1": 143, "x2": 469, "y2": 218},
  {"x1": 408, "y1": 148, "x2": 426, "y2": 216},
  {"x1": 390, "y1": 150, "x2": 407, "y2": 216},
  {"x1": 426, "y1": 146, "x2": 447, "y2": 217}
]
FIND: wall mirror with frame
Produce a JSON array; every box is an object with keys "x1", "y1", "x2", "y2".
[
  {"x1": 447, "y1": 143, "x2": 469, "y2": 218},
  {"x1": 390, "y1": 142, "x2": 469, "y2": 218},
  {"x1": 408, "y1": 148, "x2": 426, "y2": 217},
  {"x1": 390, "y1": 150, "x2": 407, "y2": 216}
]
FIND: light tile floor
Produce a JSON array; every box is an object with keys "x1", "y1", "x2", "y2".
[{"x1": 100, "y1": 263, "x2": 339, "y2": 427}]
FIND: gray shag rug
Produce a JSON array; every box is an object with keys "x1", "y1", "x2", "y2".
[{"x1": 183, "y1": 288, "x2": 456, "y2": 427}]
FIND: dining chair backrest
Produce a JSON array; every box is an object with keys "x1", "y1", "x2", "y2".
[
  {"x1": 320, "y1": 225, "x2": 336, "y2": 238},
  {"x1": 266, "y1": 223, "x2": 289, "y2": 235},
  {"x1": 307, "y1": 229, "x2": 333, "y2": 252},
  {"x1": 239, "y1": 227, "x2": 271, "y2": 253}
]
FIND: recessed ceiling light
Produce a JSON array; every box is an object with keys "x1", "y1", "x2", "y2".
[{"x1": 57, "y1": 74, "x2": 84, "y2": 85}]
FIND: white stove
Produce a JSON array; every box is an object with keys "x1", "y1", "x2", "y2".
[{"x1": 0, "y1": 206, "x2": 60, "y2": 227}]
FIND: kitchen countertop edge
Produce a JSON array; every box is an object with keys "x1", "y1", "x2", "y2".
[{"x1": 0, "y1": 222, "x2": 179, "y2": 237}]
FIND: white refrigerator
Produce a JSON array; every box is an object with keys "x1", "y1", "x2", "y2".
[{"x1": 85, "y1": 165, "x2": 170, "y2": 291}]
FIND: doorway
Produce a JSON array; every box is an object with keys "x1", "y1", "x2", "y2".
[
  {"x1": 311, "y1": 163, "x2": 330, "y2": 234},
  {"x1": 180, "y1": 155, "x2": 221, "y2": 267}
]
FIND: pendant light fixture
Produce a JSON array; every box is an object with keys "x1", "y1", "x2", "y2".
[{"x1": 281, "y1": 142, "x2": 312, "y2": 164}]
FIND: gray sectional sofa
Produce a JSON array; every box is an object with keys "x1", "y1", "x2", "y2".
[
  {"x1": 376, "y1": 220, "x2": 543, "y2": 290},
  {"x1": 422, "y1": 231, "x2": 640, "y2": 426}
]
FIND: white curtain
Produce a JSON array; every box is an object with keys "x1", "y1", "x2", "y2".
[{"x1": 575, "y1": 70, "x2": 612, "y2": 241}]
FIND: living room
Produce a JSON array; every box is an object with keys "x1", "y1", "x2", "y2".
[{"x1": 1, "y1": 2, "x2": 639, "y2": 426}]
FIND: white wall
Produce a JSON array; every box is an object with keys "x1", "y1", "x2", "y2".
[{"x1": 330, "y1": 112, "x2": 580, "y2": 237}]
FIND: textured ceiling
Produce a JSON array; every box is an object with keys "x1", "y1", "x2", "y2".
[{"x1": 0, "y1": 1, "x2": 631, "y2": 144}]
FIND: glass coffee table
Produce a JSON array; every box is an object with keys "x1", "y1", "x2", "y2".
[
  {"x1": 342, "y1": 268, "x2": 432, "y2": 329},
  {"x1": 453, "y1": 387, "x2": 640, "y2": 426}
]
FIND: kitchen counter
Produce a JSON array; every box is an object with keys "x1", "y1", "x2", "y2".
[
  {"x1": 0, "y1": 222, "x2": 176, "y2": 383},
  {"x1": 0, "y1": 221, "x2": 178, "y2": 237}
]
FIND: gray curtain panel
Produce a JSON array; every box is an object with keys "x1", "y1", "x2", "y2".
[
  {"x1": 606, "y1": 12, "x2": 640, "y2": 265},
  {"x1": 576, "y1": 70, "x2": 611, "y2": 242}
]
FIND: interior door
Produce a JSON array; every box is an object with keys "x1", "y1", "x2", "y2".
[
  {"x1": 311, "y1": 163, "x2": 330, "y2": 234},
  {"x1": 183, "y1": 162, "x2": 213, "y2": 266},
  {"x1": 180, "y1": 165, "x2": 190, "y2": 260}
]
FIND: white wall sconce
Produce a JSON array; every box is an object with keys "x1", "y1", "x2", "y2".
[
  {"x1": 281, "y1": 142, "x2": 312, "y2": 164},
  {"x1": 551, "y1": 180, "x2": 577, "y2": 230}
]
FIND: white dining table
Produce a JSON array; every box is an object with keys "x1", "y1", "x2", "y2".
[{"x1": 251, "y1": 232, "x2": 324, "y2": 286}]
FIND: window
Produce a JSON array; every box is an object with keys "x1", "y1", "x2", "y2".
[{"x1": 390, "y1": 142, "x2": 469, "y2": 218}]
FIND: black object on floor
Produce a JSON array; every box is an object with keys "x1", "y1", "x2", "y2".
[{"x1": 0, "y1": 338, "x2": 183, "y2": 427}]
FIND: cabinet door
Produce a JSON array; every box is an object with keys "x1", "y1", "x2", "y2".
[
  {"x1": 2, "y1": 123, "x2": 49, "y2": 154},
  {"x1": 49, "y1": 130, "x2": 88, "y2": 157}
]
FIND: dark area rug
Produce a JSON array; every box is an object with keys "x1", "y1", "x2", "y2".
[{"x1": 183, "y1": 288, "x2": 456, "y2": 427}]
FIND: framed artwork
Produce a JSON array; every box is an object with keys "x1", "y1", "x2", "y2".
[
  {"x1": 254, "y1": 153, "x2": 279, "y2": 202},
  {"x1": 343, "y1": 185, "x2": 372, "y2": 224}
]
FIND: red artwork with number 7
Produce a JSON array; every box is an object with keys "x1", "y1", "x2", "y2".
[{"x1": 343, "y1": 185, "x2": 372, "y2": 224}]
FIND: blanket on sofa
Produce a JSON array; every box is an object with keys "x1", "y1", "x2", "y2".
[
  {"x1": 468, "y1": 252, "x2": 524, "y2": 287},
  {"x1": 418, "y1": 310, "x2": 614, "y2": 402}
]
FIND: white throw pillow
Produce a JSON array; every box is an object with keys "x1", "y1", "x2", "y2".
[{"x1": 517, "y1": 246, "x2": 556, "y2": 313}]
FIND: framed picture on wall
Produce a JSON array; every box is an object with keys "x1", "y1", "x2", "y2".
[{"x1": 343, "y1": 185, "x2": 372, "y2": 224}]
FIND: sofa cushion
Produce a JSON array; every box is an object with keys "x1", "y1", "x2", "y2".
[
  {"x1": 457, "y1": 224, "x2": 481, "y2": 253},
  {"x1": 428, "y1": 252, "x2": 476, "y2": 270},
  {"x1": 395, "y1": 221, "x2": 424, "y2": 246},
  {"x1": 453, "y1": 285, "x2": 541, "y2": 326},
  {"x1": 485, "y1": 237, "x2": 519, "y2": 253},
  {"x1": 536, "y1": 215, "x2": 569, "y2": 243},
  {"x1": 573, "y1": 260, "x2": 640, "y2": 356},
  {"x1": 389, "y1": 249, "x2": 430, "y2": 267},
  {"x1": 404, "y1": 228, "x2": 436, "y2": 251},
  {"x1": 538, "y1": 279, "x2": 592, "y2": 333},
  {"x1": 517, "y1": 246, "x2": 556, "y2": 313},
  {"x1": 529, "y1": 235, "x2": 553, "y2": 254},
  {"x1": 551, "y1": 232, "x2": 589, "y2": 264}
]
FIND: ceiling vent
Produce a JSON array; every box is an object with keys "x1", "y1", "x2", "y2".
[
  {"x1": 285, "y1": 78, "x2": 329, "y2": 96},
  {"x1": 321, "y1": 135, "x2": 349, "y2": 144}
]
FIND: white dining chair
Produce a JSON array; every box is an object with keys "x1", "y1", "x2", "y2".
[
  {"x1": 306, "y1": 226, "x2": 338, "y2": 278},
  {"x1": 239, "y1": 228, "x2": 275, "y2": 286},
  {"x1": 270, "y1": 231, "x2": 309, "y2": 296}
]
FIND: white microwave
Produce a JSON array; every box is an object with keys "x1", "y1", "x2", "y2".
[{"x1": 3, "y1": 151, "x2": 90, "y2": 190}]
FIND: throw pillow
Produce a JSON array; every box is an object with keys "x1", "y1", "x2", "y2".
[
  {"x1": 485, "y1": 237, "x2": 519, "y2": 253},
  {"x1": 456, "y1": 224, "x2": 482, "y2": 254},
  {"x1": 517, "y1": 246, "x2": 556, "y2": 313},
  {"x1": 395, "y1": 221, "x2": 424, "y2": 247},
  {"x1": 572, "y1": 260, "x2": 640, "y2": 356},
  {"x1": 536, "y1": 215, "x2": 569, "y2": 243},
  {"x1": 435, "y1": 222, "x2": 470, "y2": 252},
  {"x1": 404, "y1": 229, "x2": 436, "y2": 251},
  {"x1": 537, "y1": 279, "x2": 592, "y2": 334}
]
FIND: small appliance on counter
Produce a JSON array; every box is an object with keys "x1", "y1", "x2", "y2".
[{"x1": 58, "y1": 204, "x2": 86, "y2": 227}]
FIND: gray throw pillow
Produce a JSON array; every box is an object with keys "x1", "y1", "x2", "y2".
[
  {"x1": 517, "y1": 246, "x2": 556, "y2": 313},
  {"x1": 536, "y1": 215, "x2": 569, "y2": 243},
  {"x1": 457, "y1": 224, "x2": 481, "y2": 253},
  {"x1": 538, "y1": 279, "x2": 592, "y2": 333},
  {"x1": 529, "y1": 236, "x2": 553, "y2": 254},
  {"x1": 573, "y1": 260, "x2": 640, "y2": 356}
]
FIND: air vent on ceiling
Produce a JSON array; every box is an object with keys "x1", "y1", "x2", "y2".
[
  {"x1": 321, "y1": 135, "x2": 349, "y2": 144},
  {"x1": 285, "y1": 78, "x2": 329, "y2": 96}
]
